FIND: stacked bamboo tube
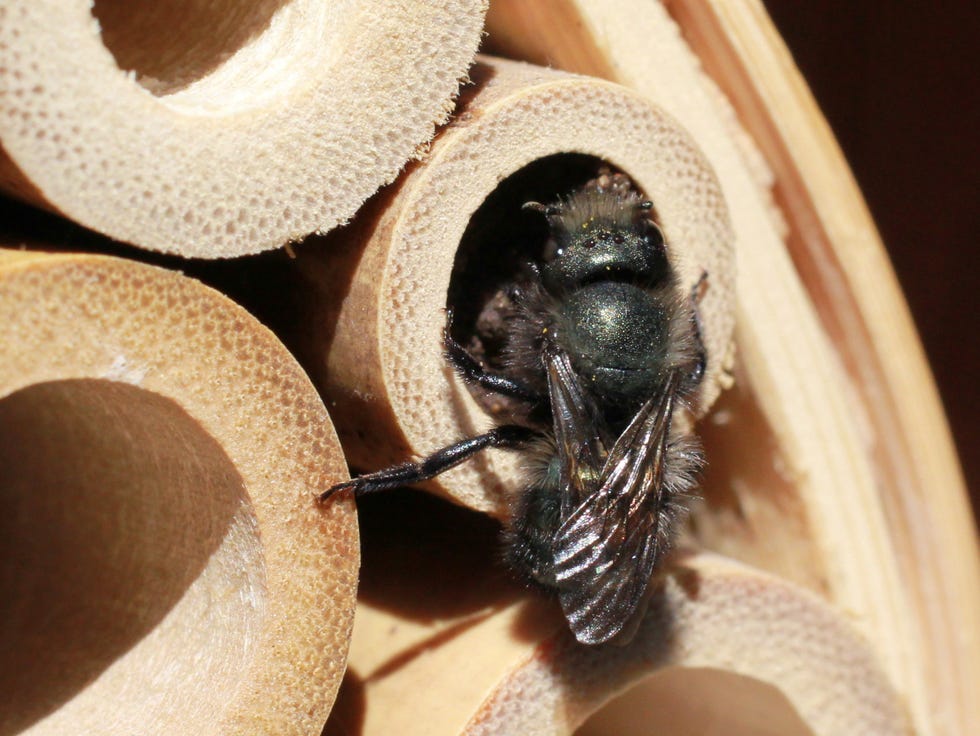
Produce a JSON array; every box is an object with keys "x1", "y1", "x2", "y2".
[
  {"x1": 1, "y1": 2, "x2": 975, "y2": 735},
  {"x1": 0, "y1": 250, "x2": 358, "y2": 735},
  {"x1": 0, "y1": 0, "x2": 488, "y2": 256}
]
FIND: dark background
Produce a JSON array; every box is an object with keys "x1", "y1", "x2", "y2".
[{"x1": 765, "y1": 3, "x2": 977, "y2": 514}]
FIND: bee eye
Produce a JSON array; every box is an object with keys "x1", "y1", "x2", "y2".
[
  {"x1": 613, "y1": 233, "x2": 624, "y2": 244},
  {"x1": 584, "y1": 238, "x2": 596, "y2": 248},
  {"x1": 646, "y1": 230, "x2": 665, "y2": 250}
]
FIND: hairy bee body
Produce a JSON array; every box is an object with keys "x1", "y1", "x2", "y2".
[{"x1": 324, "y1": 174, "x2": 706, "y2": 645}]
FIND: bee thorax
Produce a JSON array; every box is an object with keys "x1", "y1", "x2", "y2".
[{"x1": 554, "y1": 282, "x2": 670, "y2": 403}]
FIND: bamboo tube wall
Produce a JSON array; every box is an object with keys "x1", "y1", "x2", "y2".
[
  {"x1": 0, "y1": 250, "x2": 358, "y2": 735},
  {"x1": 0, "y1": 0, "x2": 488, "y2": 256}
]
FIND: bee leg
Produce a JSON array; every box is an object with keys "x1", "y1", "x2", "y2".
[
  {"x1": 686, "y1": 271, "x2": 709, "y2": 388},
  {"x1": 444, "y1": 323, "x2": 543, "y2": 403},
  {"x1": 319, "y1": 424, "x2": 539, "y2": 501}
]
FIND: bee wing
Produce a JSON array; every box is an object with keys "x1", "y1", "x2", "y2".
[
  {"x1": 552, "y1": 371, "x2": 680, "y2": 645},
  {"x1": 545, "y1": 348, "x2": 609, "y2": 511}
]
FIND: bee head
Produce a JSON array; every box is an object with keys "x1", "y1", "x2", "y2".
[{"x1": 524, "y1": 190, "x2": 671, "y2": 291}]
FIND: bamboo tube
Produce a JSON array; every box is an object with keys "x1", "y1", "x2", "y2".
[
  {"x1": 0, "y1": 0, "x2": 487, "y2": 257},
  {"x1": 0, "y1": 249, "x2": 358, "y2": 735},
  {"x1": 325, "y1": 493, "x2": 909, "y2": 736},
  {"x1": 483, "y1": 3, "x2": 980, "y2": 734},
  {"x1": 489, "y1": 553, "x2": 910, "y2": 735},
  {"x1": 296, "y1": 55, "x2": 736, "y2": 514}
]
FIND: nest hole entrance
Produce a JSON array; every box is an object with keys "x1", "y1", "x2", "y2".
[
  {"x1": 92, "y1": 0, "x2": 342, "y2": 113},
  {"x1": 446, "y1": 153, "x2": 655, "y2": 417},
  {"x1": 0, "y1": 379, "x2": 266, "y2": 735},
  {"x1": 575, "y1": 667, "x2": 815, "y2": 736}
]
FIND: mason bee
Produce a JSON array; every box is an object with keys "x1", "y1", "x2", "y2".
[{"x1": 321, "y1": 172, "x2": 707, "y2": 645}]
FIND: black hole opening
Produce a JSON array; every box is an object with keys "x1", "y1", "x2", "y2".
[{"x1": 446, "y1": 154, "x2": 654, "y2": 415}]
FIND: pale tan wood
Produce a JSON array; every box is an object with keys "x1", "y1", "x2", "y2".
[
  {"x1": 484, "y1": 3, "x2": 980, "y2": 734},
  {"x1": 330, "y1": 551, "x2": 910, "y2": 735},
  {"x1": 296, "y1": 55, "x2": 736, "y2": 515},
  {"x1": 0, "y1": 249, "x2": 359, "y2": 735},
  {"x1": 0, "y1": 0, "x2": 487, "y2": 257},
  {"x1": 663, "y1": 4, "x2": 980, "y2": 733}
]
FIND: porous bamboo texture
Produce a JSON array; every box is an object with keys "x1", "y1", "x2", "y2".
[
  {"x1": 296, "y1": 55, "x2": 736, "y2": 515},
  {"x1": 0, "y1": 0, "x2": 487, "y2": 257},
  {"x1": 0, "y1": 249, "x2": 358, "y2": 736}
]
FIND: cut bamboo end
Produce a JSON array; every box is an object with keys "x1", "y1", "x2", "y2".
[
  {"x1": 331, "y1": 550, "x2": 910, "y2": 735},
  {"x1": 0, "y1": 249, "x2": 358, "y2": 735},
  {"x1": 0, "y1": 0, "x2": 487, "y2": 257},
  {"x1": 300, "y1": 55, "x2": 735, "y2": 515}
]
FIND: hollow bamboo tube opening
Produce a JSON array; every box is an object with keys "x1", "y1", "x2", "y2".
[
  {"x1": 92, "y1": 0, "x2": 317, "y2": 99},
  {"x1": 0, "y1": 0, "x2": 487, "y2": 256},
  {"x1": 298, "y1": 56, "x2": 735, "y2": 515},
  {"x1": 0, "y1": 379, "x2": 263, "y2": 735},
  {"x1": 575, "y1": 668, "x2": 815, "y2": 736},
  {"x1": 0, "y1": 250, "x2": 358, "y2": 735}
]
